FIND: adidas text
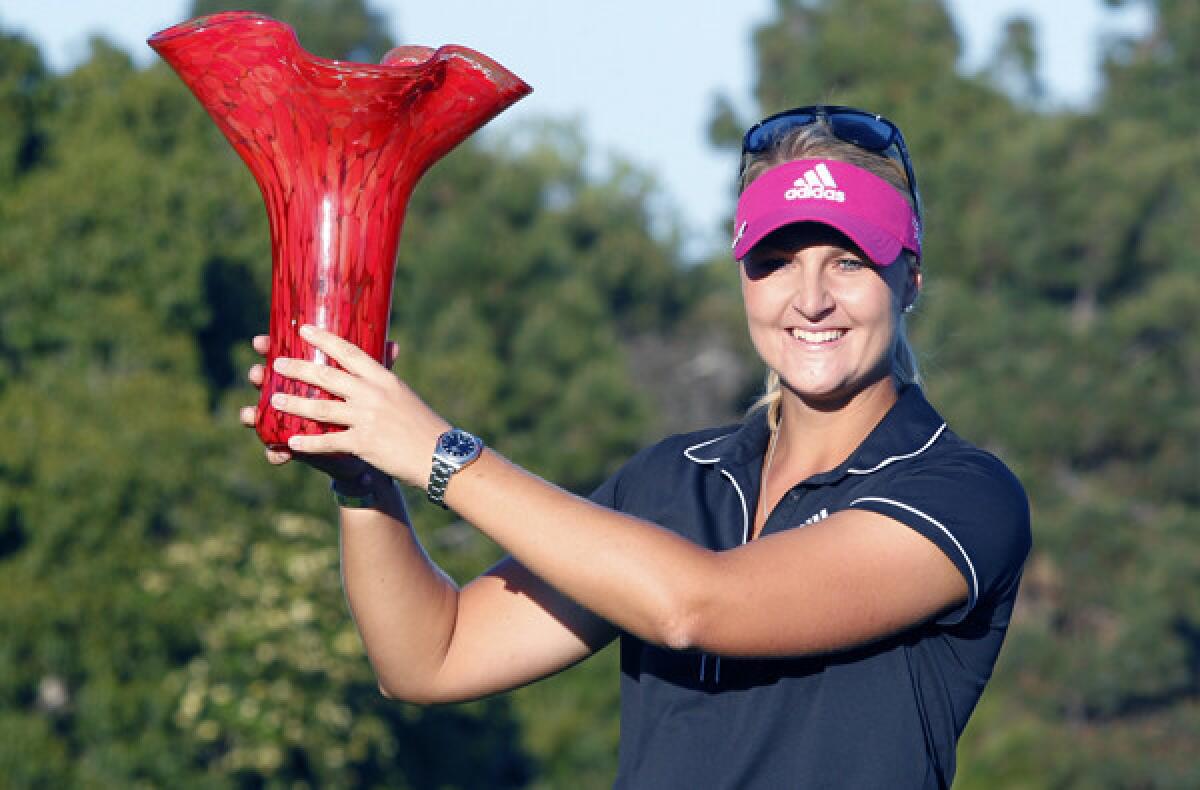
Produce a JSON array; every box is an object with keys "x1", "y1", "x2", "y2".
[
  {"x1": 785, "y1": 183, "x2": 845, "y2": 202},
  {"x1": 785, "y1": 163, "x2": 845, "y2": 203}
]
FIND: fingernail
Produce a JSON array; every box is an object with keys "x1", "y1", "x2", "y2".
[{"x1": 273, "y1": 358, "x2": 288, "y2": 372}]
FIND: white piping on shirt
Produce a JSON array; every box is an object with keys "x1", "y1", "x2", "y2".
[
  {"x1": 847, "y1": 423, "x2": 947, "y2": 475},
  {"x1": 848, "y1": 496, "x2": 979, "y2": 604},
  {"x1": 684, "y1": 435, "x2": 745, "y2": 685},
  {"x1": 721, "y1": 469, "x2": 751, "y2": 545},
  {"x1": 683, "y1": 433, "x2": 734, "y2": 464},
  {"x1": 685, "y1": 422, "x2": 947, "y2": 476}
]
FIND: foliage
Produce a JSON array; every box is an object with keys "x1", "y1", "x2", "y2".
[
  {"x1": 190, "y1": 0, "x2": 395, "y2": 61},
  {"x1": 0, "y1": 0, "x2": 1195, "y2": 787},
  {"x1": 0, "y1": 0, "x2": 677, "y2": 783}
]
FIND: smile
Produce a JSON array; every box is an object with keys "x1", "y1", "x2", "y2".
[{"x1": 789, "y1": 328, "x2": 847, "y2": 343}]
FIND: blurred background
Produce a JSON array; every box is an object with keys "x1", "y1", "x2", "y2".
[{"x1": 0, "y1": 0, "x2": 1196, "y2": 787}]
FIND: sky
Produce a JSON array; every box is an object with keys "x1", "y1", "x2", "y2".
[{"x1": 1, "y1": 1, "x2": 1151, "y2": 259}]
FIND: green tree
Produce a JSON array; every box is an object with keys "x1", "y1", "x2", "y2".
[
  {"x1": 190, "y1": 0, "x2": 394, "y2": 61},
  {"x1": 6, "y1": 0, "x2": 1194, "y2": 786},
  {"x1": 0, "y1": 0, "x2": 698, "y2": 784},
  {"x1": 0, "y1": 30, "x2": 48, "y2": 187}
]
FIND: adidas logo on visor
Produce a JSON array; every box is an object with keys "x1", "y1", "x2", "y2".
[{"x1": 784, "y1": 162, "x2": 845, "y2": 203}]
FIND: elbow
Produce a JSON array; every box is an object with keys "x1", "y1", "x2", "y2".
[
  {"x1": 644, "y1": 558, "x2": 718, "y2": 652},
  {"x1": 377, "y1": 680, "x2": 414, "y2": 704},
  {"x1": 378, "y1": 678, "x2": 492, "y2": 707},
  {"x1": 378, "y1": 682, "x2": 441, "y2": 707},
  {"x1": 652, "y1": 593, "x2": 706, "y2": 652},
  {"x1": 376, "y1": 677, "x2": 444, "y2": 707},
  {"x1": 659, "y1": 620, "x2": 698, "y2": 652}
]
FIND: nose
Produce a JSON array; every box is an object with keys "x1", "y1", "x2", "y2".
[{"x1": 790, "y1": 263, "x2": 835, "y2": 321}]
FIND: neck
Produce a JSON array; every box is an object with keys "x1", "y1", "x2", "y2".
[{"x1": 772, "y1": 377, "x2": 900, "y2": 481}]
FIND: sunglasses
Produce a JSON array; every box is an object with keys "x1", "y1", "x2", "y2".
[{"x1": 741, "y1": 105, "x2": 922, "y2": 225}]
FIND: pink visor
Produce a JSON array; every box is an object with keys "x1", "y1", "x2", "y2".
[{"x1": 732, "y1": 158, "x2": 921, "y2": 265}]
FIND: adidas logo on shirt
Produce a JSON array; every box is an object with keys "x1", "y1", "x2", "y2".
[
  {"x1": 803, "y1": 508, "x2": 830, "y2": 526},
  {"x1": 784, "y1": 163, "x2": 845, "y2": 203}
]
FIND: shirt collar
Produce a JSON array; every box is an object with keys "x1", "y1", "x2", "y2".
[{"x1": 683, "y1": 385, "x2": 947, "y2": 485}]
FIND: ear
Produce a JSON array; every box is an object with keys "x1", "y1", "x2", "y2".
[{"x1": 905, "y1": 259, "x2": 923, "y2": 311}]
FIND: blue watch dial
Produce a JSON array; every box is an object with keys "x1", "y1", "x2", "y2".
[
  {"x1": 439, "y1": 430, "x2": 477, "y2": 459},
  {"x1": 436, "y1": 428, "x2": 482, "y2": 464}
]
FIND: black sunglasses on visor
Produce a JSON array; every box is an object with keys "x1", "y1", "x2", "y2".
[{"x1": 741, "y1": 105, "x2": 922, "y2": 224}]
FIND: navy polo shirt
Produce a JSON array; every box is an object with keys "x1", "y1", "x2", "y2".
[{"x1": 590, "y1": 385, "x2": 1031, "y2": 789}]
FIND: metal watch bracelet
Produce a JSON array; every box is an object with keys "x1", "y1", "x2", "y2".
[{"x1": 425, "y1": 458, "x2": 455, "y2": 509}]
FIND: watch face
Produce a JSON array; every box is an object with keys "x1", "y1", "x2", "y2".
[{"x1": 438, "y1": 429, "x2": 480, "y2": 461}]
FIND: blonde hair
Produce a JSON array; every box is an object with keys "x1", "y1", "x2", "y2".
[{"x1": 740, "y1": 121, "x2": 921, "y2": 430}]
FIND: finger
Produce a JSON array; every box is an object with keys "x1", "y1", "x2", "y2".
[
  {"x1": 270, "y1": 392, "x2": 354, "y2": 426},
  {"x1": 384, "y1": 340, "x2": 400, "y2": 370},
  {"x1": 239, "y1": 406, "x2": 258, "y2": 427},
  {"x1": 273, "y1": 356, "x2": 356, "y2": 398},
  {"x1": 299, "y1": 324, "x2": 380, "y2": 378},
  {"x1": 248, "y1": 363, "x2": 265, "y2": 387},
  {"x1": 287, "y1": 428, "x2": 353, "y2": 455},
  {"x1": 253, "y1": 334, "x2": 270, "y2": 356},
  {"x1": 266, "y1": 447, "x2": 293, "y2": 465}
]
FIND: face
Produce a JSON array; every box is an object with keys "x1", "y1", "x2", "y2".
[{"x1": 740, "y1": 223, "x2": 919, "y2": 408}]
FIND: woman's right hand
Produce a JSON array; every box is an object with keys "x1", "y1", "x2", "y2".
[{"x1": 239, "y1": 334, "x2": 399, "y2": 481}]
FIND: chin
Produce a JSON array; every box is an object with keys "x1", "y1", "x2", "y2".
[
  {"x1": 780, "y1": 376, "x2": 853, "y2": 406},
  {"x1": 780, "y1": 367, "x2": 893, "y2": 408}
]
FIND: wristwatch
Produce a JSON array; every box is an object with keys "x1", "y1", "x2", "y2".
[{"x1": 426, "y1": 428, "x2": 484, "y2": 508}]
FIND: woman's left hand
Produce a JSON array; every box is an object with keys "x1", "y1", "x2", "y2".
[{"x1": 269, "y1": 324, "x2": 450, "y2": 488}]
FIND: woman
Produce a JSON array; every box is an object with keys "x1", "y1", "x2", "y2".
[{"x1": 241, "y1": 105, "x2": 1031, "y2": 788}]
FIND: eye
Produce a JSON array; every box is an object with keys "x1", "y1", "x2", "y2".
[
  {"x1": 835, "y1": 257, "x2": 866, "y2": 272},
  {"x1": 743, "y1": 256, "x2": 789, "y2": 280}
]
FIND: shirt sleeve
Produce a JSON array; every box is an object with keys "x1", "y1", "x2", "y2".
[
  {"x1": 588, "y1": 467, "x2": 621, "y2": 509},
  {"x1": 586, "y1": 434, "x2": 677, "y2": 512},
  {"x1": 847, "y1": 450, "x2": 1032, "y2": 624}
]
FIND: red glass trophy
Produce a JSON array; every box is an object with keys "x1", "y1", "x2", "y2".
[{"x1": 148, "y1": 12, "x2": 530, "y2": 449}]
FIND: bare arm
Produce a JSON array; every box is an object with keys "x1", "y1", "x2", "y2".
[
  {"x1": 273, "y1": 325, "x2": 968, "y2": 659},
  {"x1": 242, "y1": 336, "x2": 615, "y2": 705},
  {"x1": 443, "y1": 452, "x2": 965, "y2": 656},
  {"x1": 335, "y1": 479, "x2": 615, "y2": 703}
]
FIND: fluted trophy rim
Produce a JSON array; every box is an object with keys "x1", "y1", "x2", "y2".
[
  {"x1": 148, "y1": 10, "x2": 532, "y2": 96},
  {"x1": 146, "y1": 10, "x2": 275, "y2": 46}
]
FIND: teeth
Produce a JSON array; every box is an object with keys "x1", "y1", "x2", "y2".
[{"x1": 790, "y1": 328, "x2": 845, "y2": 343}]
